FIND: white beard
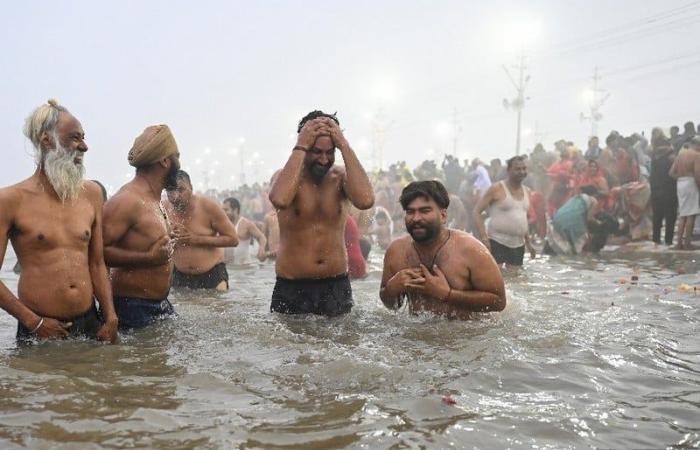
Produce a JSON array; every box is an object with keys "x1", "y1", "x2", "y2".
[{"x1": 42, "y1": 142, "x2": 85, "y2": 202}]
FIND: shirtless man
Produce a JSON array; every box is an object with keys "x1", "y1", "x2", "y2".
[
  {"x1": 473, "y1": 155, "x2": 536, "y2": 266},
  {"x1": 102, "y1": 125, "x2": 181, "y2": 330},
  {"x1": 669, "y1": 137, "x2": 700, "y2": 249},
  {"x1": 164, "y1": 171, "x2": 238, "y2": 290},
  {"x1": 268, "y1": 110, "x2": 374, "y2": 316},
  {"x1": 380, "y1": 181, "x2": 505, "y2": 320},
  {"x1": 222, "y1": 197, "x2": 265, "y2": 265},
  {"x1": 262, "y1": 211, "x2": 280, "y2": 258},
  {"x1": 0, "y1": 100, "x2": 117, "y2": 342}
]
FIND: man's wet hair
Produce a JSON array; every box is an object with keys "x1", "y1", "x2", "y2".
[
  {"x1": 297, "y1": 110, "x2": 339, "y2": 133},
  {"x1": 223, "y1": 197, "x2": 241, "y2": 212},
  {"x1": 506, "y1": 155, "x2": 527, "y2": 169},
  {"x1": 399, "y1": 180, "x2": 450, "y2": 210}
]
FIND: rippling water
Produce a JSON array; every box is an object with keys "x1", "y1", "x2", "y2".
[{"x1": 0, "y1": 248, "x2": 699, "y2": 449}]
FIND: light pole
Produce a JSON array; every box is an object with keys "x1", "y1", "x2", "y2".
[{"x1": 502, "y1": 52, "x2": 529, "y2": 156}]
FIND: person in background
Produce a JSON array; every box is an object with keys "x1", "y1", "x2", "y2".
[
  {"x1": 669, "y1": 137, "x2": 700, "y2": 250},
  {"x1": 345, "y1": 215, "x2": 367, "y2": 279},
  {"x1": 473, "y1": 156, "x2": 535, "y2": 267},
  {"x1": 649, "y1": 134, "x2": 677, "y2": 246},
  {"x1": 222, "y1": 197, "x2": 266, "y2": 265},
  {"x1": 165, "y1": 170, "x2": 239, "y2": 291}
]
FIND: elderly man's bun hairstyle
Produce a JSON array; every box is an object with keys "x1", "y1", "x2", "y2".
[{"x1": 23, "y1": 99, "x2": 69, "y2": 158}]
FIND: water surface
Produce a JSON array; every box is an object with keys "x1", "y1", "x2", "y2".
[{"x1": 0, "y1": 249, "x2": 698, "y2": 449}]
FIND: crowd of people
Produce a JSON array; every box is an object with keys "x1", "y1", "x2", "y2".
[
  {"x1": 1, "y1": 99, "x2": 699, "y2": 344},
  {"x1": 216, "y1": 120, "x2": 700, "y2": 266}
]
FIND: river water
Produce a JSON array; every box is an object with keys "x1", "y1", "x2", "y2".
[{"x1": 0, "y1": 248, "x2": 698, "y2": 449}]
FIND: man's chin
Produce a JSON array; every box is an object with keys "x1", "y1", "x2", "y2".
[{"x1": 409, "y1": 230, "x2": 429, "y2": 242}]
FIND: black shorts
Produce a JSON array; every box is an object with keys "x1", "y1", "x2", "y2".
[
  {"x1": 114, "y1": 296, "x2": 175, "y2": 331},
  {"x1": 172, "y1": 262, "x2": 229, "y2": 290},
  {"x1": 17, "y1": 303, "x2": 102, "y2": 342},
  {"x1": 489, "y1": 239, "x2": 525, "y2": 266},
  {"x1": 271, "y1": 274, "x2": 353, "y2": 316}
]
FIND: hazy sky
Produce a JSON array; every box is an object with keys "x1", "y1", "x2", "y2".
[{"x1": 2, "y1": 0, "x2": 699, "y2": 192}]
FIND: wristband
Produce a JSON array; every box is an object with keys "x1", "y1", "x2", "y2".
[
  {"x1": 30, "y1": 317, "x2": 44, "y2": 334},
  {"x1": 292, "y1": 145, "x2": 308, "y2": 152}
]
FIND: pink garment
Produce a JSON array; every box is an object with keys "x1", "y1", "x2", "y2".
[{"x1": 345, "y1": 216, "x2": 367, "y2": 279}]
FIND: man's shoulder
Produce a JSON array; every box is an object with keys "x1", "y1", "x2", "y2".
[
  {"x1": 386, "y1": 234, "x2": 412, "y2": 253},
  {"x1": 196, "y1": 195, "x2": 223, "y2": 213},
  {"x1": 104, "y1": 183, "x2": 142, "y2": 210},
  {"x1": 449, "y1": 229, "x2": 486, "y2": 253}
]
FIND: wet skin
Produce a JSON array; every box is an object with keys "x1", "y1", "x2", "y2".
[
  {"x1": 0, "y1": 112, "x2": 117, "y2": 341},
  {"x1": 269, "y1": 118, "x2": 374, "y2": 279},
  {"x1": 381, "y1": 196, "x2": 506, "y2": 320}
]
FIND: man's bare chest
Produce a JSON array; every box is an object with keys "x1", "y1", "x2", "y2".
[{"x1": 12, "y1": 201, "x2": 94, "y2": 250}]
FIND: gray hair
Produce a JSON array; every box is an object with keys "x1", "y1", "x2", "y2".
[{"x1": 23, "y1": 99, "x2": 69, "y2": 162}]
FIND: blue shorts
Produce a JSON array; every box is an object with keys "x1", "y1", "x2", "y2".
[{"x1": 113, "y1": 296, "x2": 175, "y2": 331}]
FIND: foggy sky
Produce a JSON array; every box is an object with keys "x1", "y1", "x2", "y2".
[{"x1": 2, "y1": 0, "x2": 699, "y2": 192}]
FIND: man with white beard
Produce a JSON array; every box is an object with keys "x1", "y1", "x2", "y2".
[{"x1": 0, "y1": 99, "x2": 118, "y2": 342}]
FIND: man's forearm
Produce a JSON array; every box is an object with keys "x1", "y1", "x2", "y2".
[
  {"x1": 0, "y1": 283, "x2": 39, "y2": 327},
  {"x1": 90, "y1": 263, "x2": 117, "y2": 320},
  {"x1": 447, "y1": 289, "x2": 505, "y2": 312},
  {"x1": 104, "y1": 247, "x2": 161, "y2": 267},
  {"x1": 191, "y1": 235, "x2": 237, "y2": 248},
  {"x1": 379, "y1": 287, "x2": 403, "y2": 309},
  {"x1": 339, "y1": 144, "x2": 374, "y2": 209},
  {"x1": 269, "y1": 150, "x2": 305, "y2": 209}
]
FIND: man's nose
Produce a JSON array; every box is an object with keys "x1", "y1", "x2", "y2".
[{"x1": 78, "y1": 141, "x2": 88, "y2": 153}]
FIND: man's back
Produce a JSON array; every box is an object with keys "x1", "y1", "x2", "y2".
[{"x1": 674, "y1": 148, "x2": 699, "y2": 178}]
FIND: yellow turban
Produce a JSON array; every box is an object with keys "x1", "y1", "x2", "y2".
[{"x1": 128, "y1": 124, "x2": 178, "y2": 168}]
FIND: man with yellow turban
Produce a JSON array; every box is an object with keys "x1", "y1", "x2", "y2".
[{"x1": 103, "y1": 124, "x2": 181, "y2": 330}]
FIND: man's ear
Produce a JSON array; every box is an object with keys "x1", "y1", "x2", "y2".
[
  {"x1": 441, "y1": 208, "x2": 448, "y2": 224},
  {"x1": 39, "y1": 131, "x2": 54, "y2": 151},
  {"x1": 159, "y1": 157, "x2": 170, "y2": 168}
]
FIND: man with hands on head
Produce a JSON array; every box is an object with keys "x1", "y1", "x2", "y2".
[
  {"x1": 268, "y1": 110, "x2": 374, "y2": 316},
  {"x1": 380, "y1": 180, "x2": 506, "y2": 320}
]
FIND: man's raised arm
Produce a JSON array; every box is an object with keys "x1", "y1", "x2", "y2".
[
  {"x1": 326, "y1": 119, "x2": 374, "y2": 210},
  {"x1": 269, "y1": 118, "x2": 330, "y2": 209}
]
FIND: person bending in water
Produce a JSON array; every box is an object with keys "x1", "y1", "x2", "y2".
[
  {"x1": 103, "y1": 125, "x2": 181, "y2": 330},
  {"x1": 165, "y1": 171, "x2": 238, "y2": 290},
  {"x1": 380, "y1": 181, "x2": 506, "y2": 320},
  {"x1": 222, "y1": 197, "x2": 265, "y2": 265},
  {"x1": 268, "y1": 110, "x2": 374, "y2": 316},
  {"x1": 0, "y1": 99, "x2": 118, "y2": 342}
]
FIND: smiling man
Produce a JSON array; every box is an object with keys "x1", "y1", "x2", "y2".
[
  {"x1": 0, "y1": 99, "x2": 118, "y2": 342},
  {"x1": 380, "y1": 180, "x2": 506, "y2": 320},
  {"x1": 268, "y1": 110, "x2": 374, "y2": 316}
]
